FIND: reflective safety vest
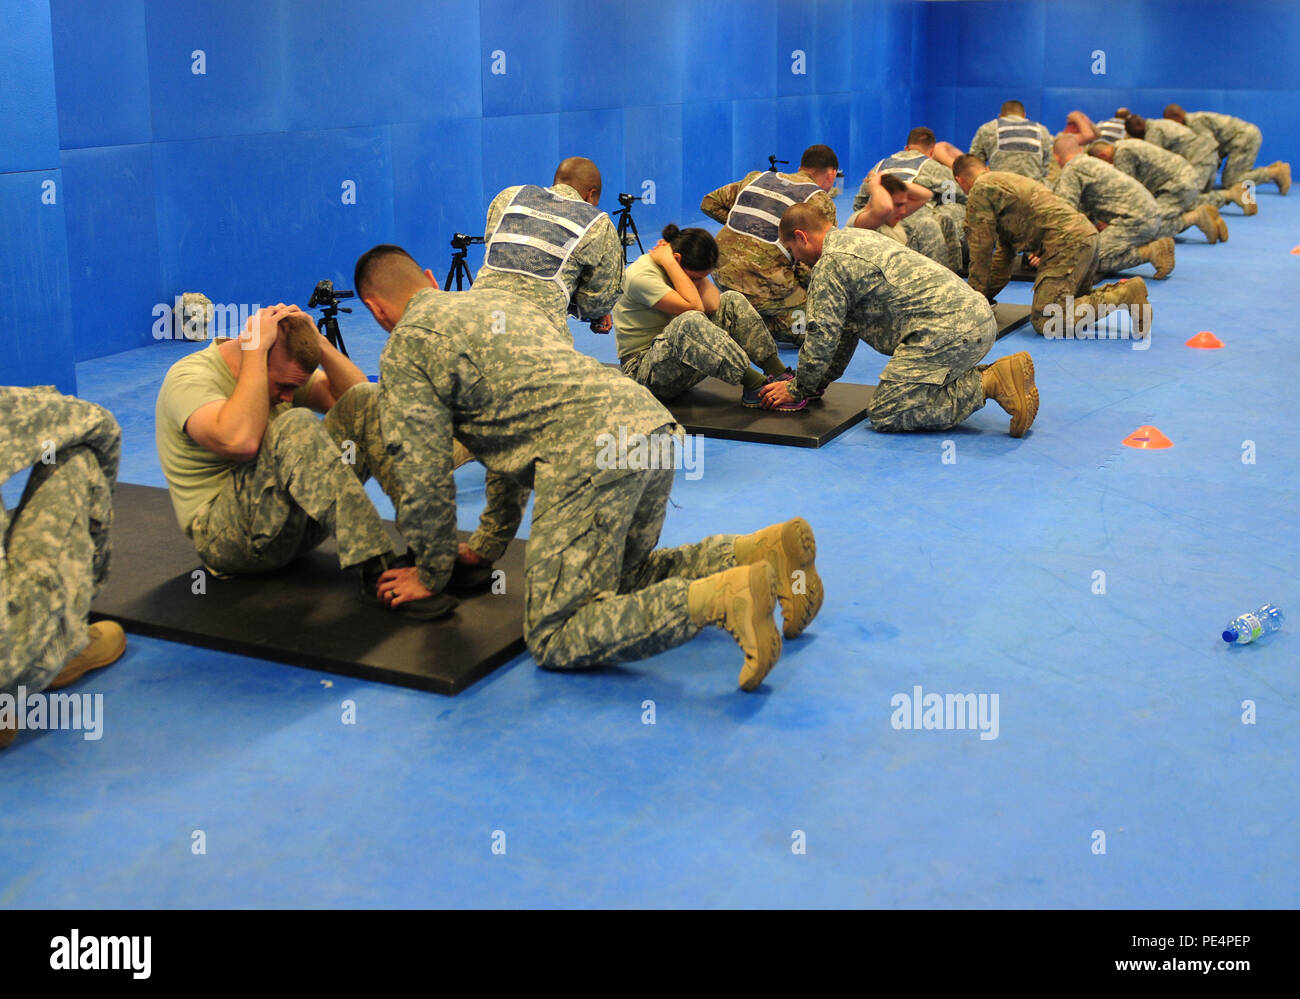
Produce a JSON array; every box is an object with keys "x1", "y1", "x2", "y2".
[
  {"x1": 872, "y1": 151, "x2": 930, "y2": 182},
  {"x1": 1097, "y1": 118, "x2": 1127, "y2": 143},
  {"x1": 995, "y1": 116, "x2": 1043, "y2": 155},
  {"x1": 725, "y1": 172, "x2": 824, "y2": 248},
  {"x1": 481, "y1": 185, "x2": 605, "y2": 288}
]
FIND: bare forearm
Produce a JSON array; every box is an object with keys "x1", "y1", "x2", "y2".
[
  {"x1": 215, "y1": 351, "x2": 272, "y2": 451},
  {"x1": 662, "y1": 259, "x2": 704, "y2": 311},
  {"x1": 699, "y1": 278, "x2": 721, "y2": 314},
  {"x1": 318, "y1": 338, "x2": 366, "y2": 400}
]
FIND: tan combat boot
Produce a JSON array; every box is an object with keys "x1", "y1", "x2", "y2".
[
  {"x1": 1138, "y1": 237, "x2": 1176, "y2": 279},
  {"x1": 981, "y1": 351, "x2": 1039, "y2": 438},
  {"x1": 1210, "y1": 204, "x2": 1230, "y2": 242},
  {"x1": 688, "y1": 563, "x2": 782, "y2": 691},
  {"x1": 49, "y1": 621, "x2": 126, "y2": 690},
  {"x1": 1184, "y1": 204, "x2": 1220, "y2": 243},
  {"x1": 1268, "y1": 161, "x2": 1291, "y2": 195},
  {"x1": 733, "y1": 518, "x2": 823, "y2": 638},
  {"x1": 1099, "y1": 277, "x2": 1151, "y2": 338},
  {"x1": 1224, "y1": 181, "x2": 1258, "y2": 216}
]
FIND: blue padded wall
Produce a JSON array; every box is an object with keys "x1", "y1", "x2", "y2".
[{"x1": 1, "y1": 0, "x2": 75, "y2": 393}]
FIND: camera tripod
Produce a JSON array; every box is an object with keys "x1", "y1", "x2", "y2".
[
  {"x1": 307, "y1": 279, "x2": 354, "y2": 357},
  {"x1": 613, "y1": 195, "x2": 644, "y2": 263},
  {"x1": 767, "y1": 154, "x2": 790, "y2": 173},
  {"x1": 445, "y1": 234, "x2": 485, "y2": 290}
]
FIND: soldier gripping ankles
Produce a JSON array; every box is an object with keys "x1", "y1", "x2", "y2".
[
  {"x1": 2, "y1": 387, "x2": 126, "y2": 749},
  {"x1": 355, "y1": 244, "x2": 825, "y2": 691},
  {"x1": 1163, "y1": 105, "x2": 1290, "y2": 194},
  {"x1": 954, "y1": 156, "x2": 1152, "y2": 340},
  {"x1": 758, "y1": 204, "x2": 1040, "y2": 438}
]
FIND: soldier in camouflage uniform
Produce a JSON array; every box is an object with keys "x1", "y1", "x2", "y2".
[
  {"x1": 354, "y1": 246, "x2": 826, "y2": 691},
  {"x1": 1163, "y1": 105, "x2": 1290, "y2": 194},
  {"x1": 1126, "y1": 115, "x2": 1255, "y2": 215},
  {"x1": 700, "y1": 144, "x2": 840, "y2": 346},
  {"x1": 1, "y1": 386, "x2": 125, "y2": 748},
  {"x1": 154, "y1": 305, "x2": 461, "y2": 619},
  {"x1": 1090, "y1": 139, "x2": 1228, "y2": 243},
  {"x1": 758, "y1": 205, "x2": 1040, "y2": 438},
  {"x1": 1051, "y1": 135, "x2": 1175, "y2": 279},
  {"x1": 969, "y1": 101, "x2": 1054, "y2": 182},
  {"x1": 953, "y1": 157, "x2": 1152, "y2": 340},
  {"x1": 474, "y1": 156, "x2": 625, "y2": 341}
]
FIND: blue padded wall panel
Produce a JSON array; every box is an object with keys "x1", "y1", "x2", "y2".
[
  {"x1": 1123, "y1": 88, "x2": 1226, "y2": 122},
  {"x1": 1131, "y1": 0, "x2": 1299, "y2": 91},
  {"x1": 730, "y1": 98, "x2": 780, "y2": 183},
  {"x1": 153, "y1": 127, "x2": 394, "y2": 311},
  {"x1": 956, "y1": 1, "x2": 1045, "y2": 91},
  {"x1": 144, "y1": 0, "x2": 291, "y2": 142},
  {"x1": 850, "y1": 91, "x2": 887, "y2": 179},
  {"x1": 812, "y1": 0, "x2": 852, "y2": 96},
  {"x1": 480, "y1": 114, "x2": 560, "y2": 210},
  {"x1": 61, "y1": 144, "x2": 162, "y2": 361},
  {"x1": 776, "y1": 96, "x2": 821, "y2": 170},
  {"x1": 559, "y1": 109, "x2": 627, "y2": 205},
  {"x1": 281, "y1": 0, "x2": 481, "y2": 131},
  {"x1": 686, "y1": 0, "x2": 777, "y2": 104},
  {"x1": 1217, "y1": 2, "x2": 1300, "y2": 89},
  {"x1": 912, "y1": 0, "x2": 959, "y2": 89},
  {"x1": 49, "y1": 0, "x2": 152, "y2": 150},
  {"x1": 777, "y1": 1, "x2": 816, "y2": 98},
  {"x1": 1043, "y1": 0, "x2": 1145, "y2": 90},
  {"x1": 621, "y1": 0, "x2": 687, "y2": 108},
  {"x1": 391, "y1": 118, "x2": 486, "y2": 285},
  {"x1": 849, "y1": 0, "x2": 915, "y2": 92},
  {"x1": 681, "y1": 102, "x2": 734, "y2": 222},
  {"x1": 557, "y1": 0, "x2": 628, "y2": 112},
  {"x1": 480, "y1": 0, "x2": 560, "y2": 117},
  {"x1": 0, "y1": 170, "x2": 76, "y2": 394},
  {"x1": 0, "y1": 0, "x2": 61, "y2": 173},
  {"x1": 813, "y1": 92, "x2": 852, "y2": 185},
  {"x1": 623, "y1": 104, "x2": 683, "y2": 235},
  {"x1": 911, "y1": 88, "x2": 958, "y2": 148}
]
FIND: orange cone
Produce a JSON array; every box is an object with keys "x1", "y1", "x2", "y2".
[
  {"x1": 1186, "y1": 331, "x2": 1224, "y2": 348},
  {"x1": 1291, "y1": 245, "x2": 1300, "y2": 254},
  {"x1": 1123, "y1": 425, "x2": 1174, "y2": 449}
]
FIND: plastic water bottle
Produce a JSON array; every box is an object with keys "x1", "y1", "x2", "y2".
[{"x1": 1222, "y1": 604, "x2": 1284, "y2": 645}]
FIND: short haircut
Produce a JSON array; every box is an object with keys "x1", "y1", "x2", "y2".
[
  {"x1": 906, "y1": 126, "x2": 936, "y2": 149},
  {"x1": 1115, "y1": 108, "x2": 1131, "y2": 119},
  {"x1": 1163, "y1": 103, "x2": 1186, "y2": 122},
  {"x1": 799, "y1": 144, "x2": 839, "y2": 171},
  {"x1": 951, "y1": 153, "x2": 984, "y2": 179},
  {"x1": 1000, "y1": 100, "x2": 1026, "y2": 117},
  {"x1": 1087, "y1": 140, "x2": 1115, "y2": 159},
  {"x1": 1053, "y1": 133, "x2": 1082, "y2": 158},
  {"x1": 878, "y1": 173, "x2": 908, "y2": 195},
  {"x1": 275, "y1": 313, "x2": 321, "y2": 373},
  {"x1": 778, "y1": 202, "x2": 831, "y2": 242},
  {"x1": 354, "y1": 243, "x2": 420, "y2": 299},
  {"x1": 554, "y1": 156, "x2": 601, "y2": 195},
  {"x1": 1125, "y1": 114, "x2": 1147, "y2": 138}
]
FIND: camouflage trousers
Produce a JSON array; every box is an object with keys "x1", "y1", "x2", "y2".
[
  {"x1": 1030, "y1": 235, "x2": 1135, "y2": 335},
  {"x1": 900, "y1": 210, "x2": 952, "y2": 271},
  {"x1": 1220, "y1": 126, "x2": 1272, "y2": 188},
  {"x1": 867, "y1": 313, "x2": 996, "y2": 432},
  {"x1": 930, "y1": 202, "x2": 968, "y2": 272},
  {"x1": 2, "y1": 445, "x2": 115, "y2": 694},
  {"x1": 1098, "y1": 217, "x2": 1160, "y2": 273},
  {"x1": 620, "y1": 291, "x2": 778, "y2": 398},
  {"x1": 715, "y1": 280, "x2": 808, "y2": 344},
  {"x1": 1153, "y1": 188, "x2": 1197, "y2": 238},
  {"x1": 190, "y1": 386, "x2": 399, "y2": 574},
  {"x1": 525, "y1": 428, "x2": 737, "y2": 671}
]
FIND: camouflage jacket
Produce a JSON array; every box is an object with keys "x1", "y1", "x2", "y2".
[
  {"x1": 1109, "y1": 138, "x2": 1200, "y2": 199},
  {"x1": 1051, "y1": 154, "x2": 1157, "y2": 227},
  {"x1": 1183, "y1": 111, "x2": 1257, "y2": 156},
  {"x1": 970, "y1": 116, "x2": 1054, "y2": 181},
  {"x1": 1141, "y1": 118, "x2": 1220, "y2": 171}
]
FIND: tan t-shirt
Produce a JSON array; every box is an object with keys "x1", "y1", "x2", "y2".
[
  {"x1": 612, "y1": 253, "x2": 676, "y2": 362},
  {"x1": 154, "y1": 340, "x2": 309, "y2": 534}
]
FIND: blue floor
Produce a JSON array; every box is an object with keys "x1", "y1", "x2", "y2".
[{"x1": 2, "y1": 190, "x2": 1298, "y2": 908}]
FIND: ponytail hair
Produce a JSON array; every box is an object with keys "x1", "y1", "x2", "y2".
[{"x1": 660, "y1": 224, "x2": 719, "y2": 272}]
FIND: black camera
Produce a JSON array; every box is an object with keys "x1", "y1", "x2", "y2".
[
  {"x1": 618, "y1": 192, "x2": 637, "y2": 208},
  {"x1": 767, "y1": 154, "x2": 790, "y2": 172},
  {"x1": 451, "y1": 233, "x2": 485, "y2": 250},
  {"x1": 307, "y1": 279, "x2": 353, "y2": 310}
]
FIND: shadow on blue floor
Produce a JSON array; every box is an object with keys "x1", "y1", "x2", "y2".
[{"x1": 2, "y1": 192, "x2": 1297, "y2": 908}]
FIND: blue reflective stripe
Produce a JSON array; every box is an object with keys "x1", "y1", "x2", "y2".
[
  {"x1": 1097, "y1": 119, "x2": 1126, "y2": 143},
  {"x1": 996, "y1": 117, "x2": 1043, "y2": 155},
  {"x1": 874, "y1": 152, "x2": 929, "y2": 182}
]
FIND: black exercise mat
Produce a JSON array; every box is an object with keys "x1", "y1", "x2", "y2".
[
  {"x1": 91, "y1": 484, "x2": 527, "y2": 695},
  {"x1": 994, "y1": 302, "x2": 1032, "y2": 339},
  {"x1": 655, "y1": 379, "x2": 875, "y2": 448}
]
